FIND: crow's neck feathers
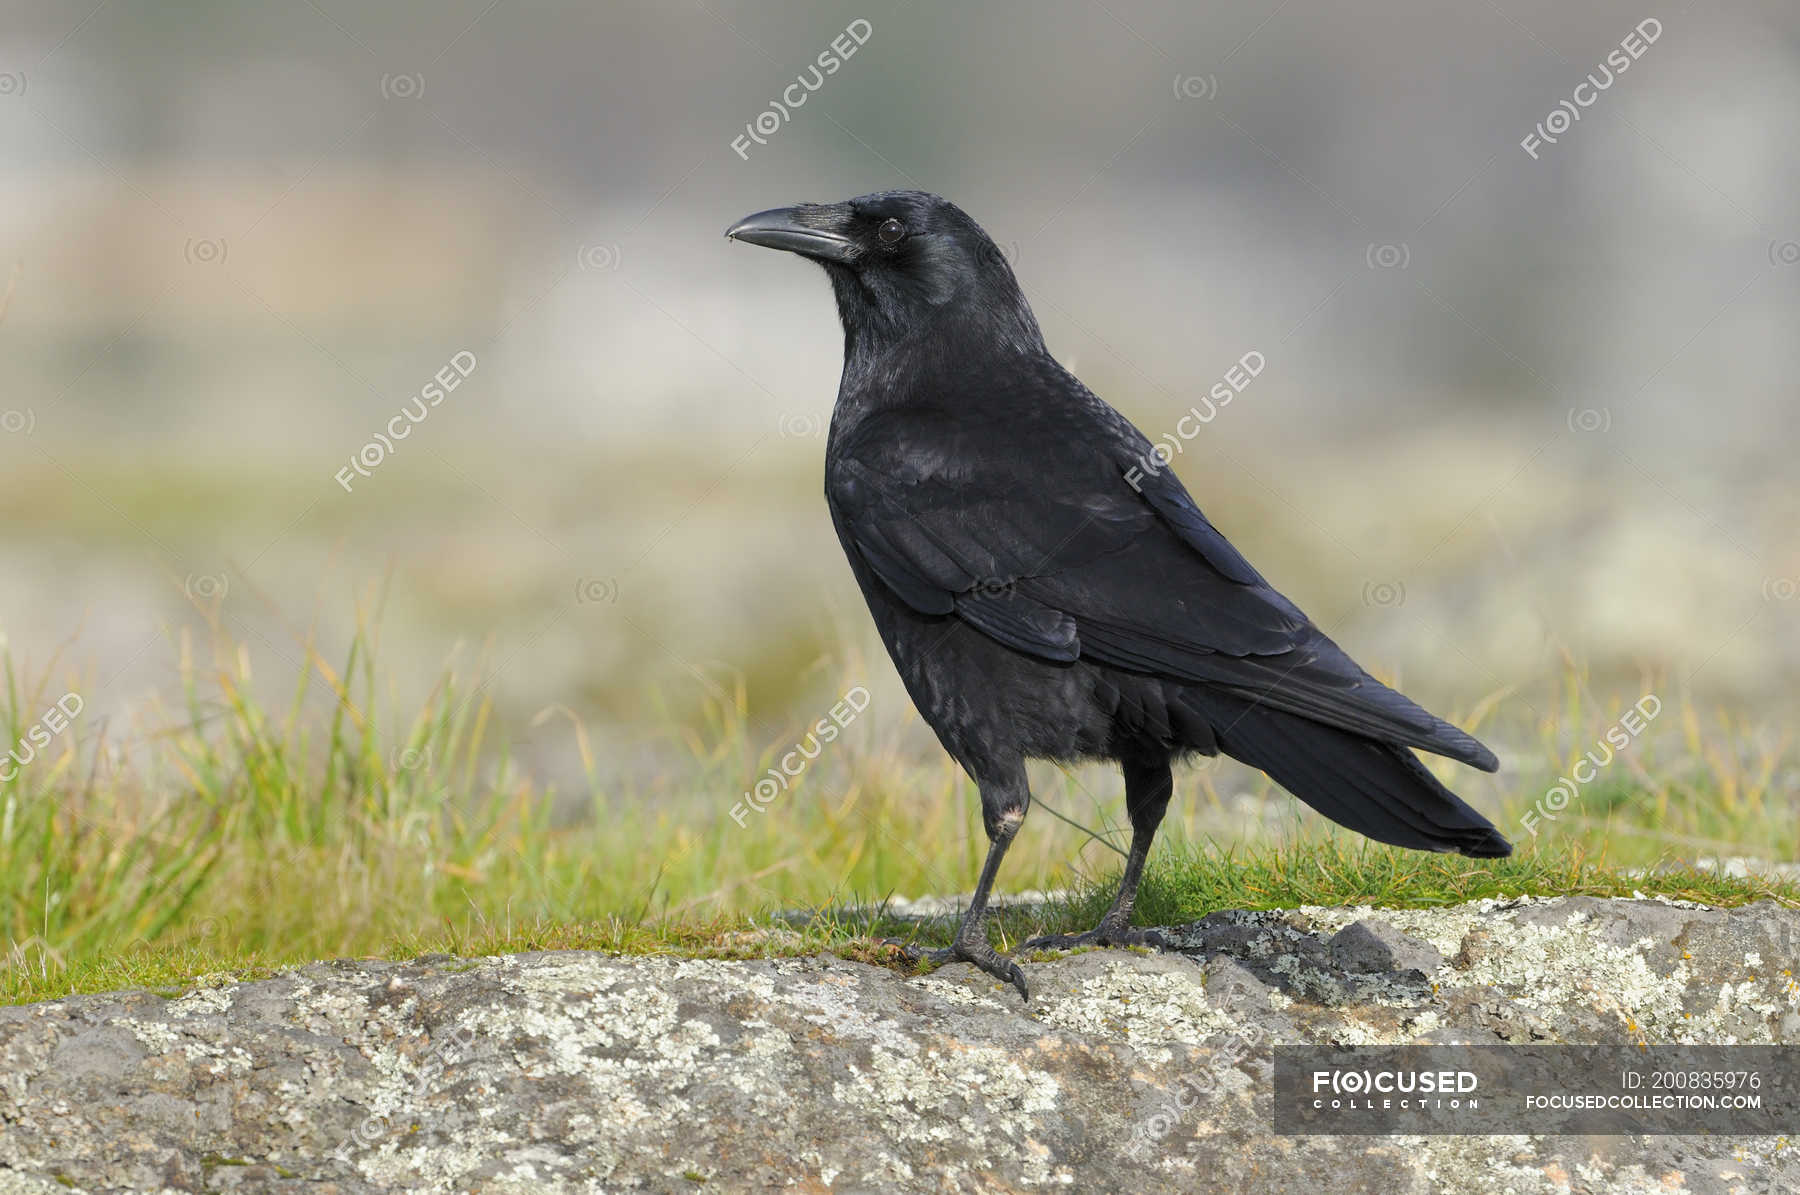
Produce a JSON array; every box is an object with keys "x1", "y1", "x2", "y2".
[{"x1": 828, "y1": 256, "x2": 1046, "y2": 417}]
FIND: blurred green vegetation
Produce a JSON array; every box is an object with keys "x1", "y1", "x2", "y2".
[{"x1": 1, "y1": 609, "x2": 1794, "y2": 1006}]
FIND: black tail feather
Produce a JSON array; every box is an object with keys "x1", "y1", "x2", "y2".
[{"x1": 1205, "y1": 696, "x2": 1511, "y2": 858}]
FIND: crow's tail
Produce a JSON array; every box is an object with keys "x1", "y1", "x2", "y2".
[{"x1": 1204, "y1": 695, "x2": 1512, "y2": 858}]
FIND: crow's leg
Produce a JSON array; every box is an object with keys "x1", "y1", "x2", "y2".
[
  {"x1": 901, "y1": 764, "x2": 1032, "y2": 1000},
  {"x1": 1025, "y1": 755, "x2": 1172, "y2": 952}
]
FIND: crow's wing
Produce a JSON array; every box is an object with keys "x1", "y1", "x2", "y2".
[{"x1": 827, "y1": 409, "x2": 1497, "y2": 771}]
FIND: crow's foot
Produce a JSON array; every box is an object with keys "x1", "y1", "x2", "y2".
[{"x1": 889, "y1": 934, "x2": 1030, "y2": 1001}]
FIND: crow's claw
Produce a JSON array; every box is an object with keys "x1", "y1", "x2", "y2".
[{"x1": 889, "y1": 935, "x2": 1030, "y2": 1001}]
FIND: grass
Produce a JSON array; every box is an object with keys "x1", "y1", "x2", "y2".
[{"x1": 2, "y1": 610, "x2": 1796, "y2": 1006}]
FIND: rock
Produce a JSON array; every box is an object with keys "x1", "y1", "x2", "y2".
[
  {"x1": 1328, "y1": 918, "x2": 1443, "y2": 975},
  {"x1": 1200, "y1": 955, "x2": 1270, "y2": 1005},
  {"x1": 0, "y1": 896, "x2": 1796, "y2": 1192},
  {"x1": 1452, "y1": 928, "x2": 1492, "y2": 970}
]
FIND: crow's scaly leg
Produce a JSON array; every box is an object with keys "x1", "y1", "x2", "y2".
[
  {"x1": 901, "y1": 764, "x2": 1032, "y2": 1000},
  {"x1": 1025, "y1": 755, "x2": 1172, "y2": 952}
]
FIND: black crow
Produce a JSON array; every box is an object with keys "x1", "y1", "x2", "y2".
[{"x1": 727, "y1": 190, "x2": 1508, "y2": 1000}]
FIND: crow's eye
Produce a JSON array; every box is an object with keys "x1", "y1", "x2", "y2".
[{"x1": 877, "y1": 218, "x2": 906, "y2": 245}]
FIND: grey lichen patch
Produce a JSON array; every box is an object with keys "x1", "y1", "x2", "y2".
[
  {"x1": 1408, "y1": 1134, "x2": 1575, "y2": 1195},
  {"x1": 113, "y1": 1014, "x2": 182, "y2": 1055},
  {"x1": 912, "y1": 974, "x2": 1010, "y2": 1010},
  {"x1": 1036, "y1": 961, "x2": 1237, "y2": 1047},
  {"x1": 1290, "y1": 898, "x2": 1705, "y2": 1040},
  {"x1": 762, "y1": 957, "x2": 962, "y2": 1062},
  {"x1": 0, "y1": 1168, "x2": 72, "y2": 1194},
  {"x1": 165, "y1": 985, "x2": 235, "y2": 1019},
  {"x1": 831, "y1": 1041, "x2": 1064, "y2": 1176},
  {"x1": 1455, "y1": 914, "x2": 1687, "y2": 1038}
]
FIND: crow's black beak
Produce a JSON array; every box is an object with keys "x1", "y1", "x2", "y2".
[{"x1": 725, "y1": 205, "x2": 860, "y2": 264}]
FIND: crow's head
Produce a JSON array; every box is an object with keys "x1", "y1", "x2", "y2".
[{"x1": 727, "y1": 190, "x2": 1040, "y2": 356}]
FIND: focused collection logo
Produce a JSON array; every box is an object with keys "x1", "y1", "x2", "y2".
[{"x1": 1310, "y1": 1067, "x2": 1480, "y2": 1111}]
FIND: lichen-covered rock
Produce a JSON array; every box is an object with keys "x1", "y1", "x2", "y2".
[
  {"x1": 0, "y1": 896, "x2": 1796, "y2": 1193},
  {"x1": 1328, "y1": 918, "x2": 1444, "y2": 975}
]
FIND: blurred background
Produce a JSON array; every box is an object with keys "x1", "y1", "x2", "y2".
[{"x1": 0, "y1": 0, "x2": 1795, "y2": 850}]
